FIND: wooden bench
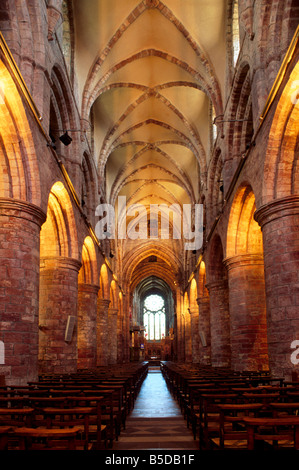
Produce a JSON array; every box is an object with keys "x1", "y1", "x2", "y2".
[
  {"x1": 40, "y1": 407, "x2": 94, "y2": 450},
  {"x1": 95, "y1": 386, "x2": 125, "y2": 437},
  {"x1": 241, "y1": 392, "x2": 281, "y2": 405},
  {"x1": 199, "y1": 394, "x2": 238, "y2": 449},
  {"x1": 243, "y1": 416, "x2": 299, "y2": 450},
  {"x1": 268, "y1": 402, "x2": 299, "y2": 418},
  {"x1": 215, "y1": 403, "x2": 265, "y2": 449},
  {"x1": 0, "y1": 397, "x2": 26, "y2": 408},
  {"x1": 65, "y1": 396, "x2": 107, "y2": 449},
  {"x1": 12, "y1": 426, "x2": 82, "y2": 450},
  {"x1": 187, "y1": 387, "x2": 231, "y2": 438},
  {"x1": 81, "y1": 389, "x2": 119, "y2": 445},
  {"x1": 97, "y1": 383, "x2": 127, "y2": 430},
  {"x1": 0, "y1": 426, "x2": 13, "y2": 450},
  {"x1": 0, "y1": 408, "x2": 34, "y2": 428}
]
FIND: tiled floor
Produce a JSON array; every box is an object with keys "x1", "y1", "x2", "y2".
[{"x1": 111, "y1": 368, "x2": 198, "y2": 450}]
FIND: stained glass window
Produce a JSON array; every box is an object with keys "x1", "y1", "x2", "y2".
[{"x1": 143, "y1": 294, "x2": 165, "y2": 341}]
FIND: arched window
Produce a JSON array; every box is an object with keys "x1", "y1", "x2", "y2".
[
  {"x1": 143, "y1": 295, "x2": 166, "y2": 341},
  {"x1": 211, "y1": 103, "x2": 217, "y2": 146},
  {"x1": 232, "y1": 0, "x2": 240, "y2": 67}
]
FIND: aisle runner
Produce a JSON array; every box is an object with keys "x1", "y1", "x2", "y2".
[
  {"x1": 111, "y1": 417, "x2": 198, "y2": 450},
  {"x1": 111, "y1": 369, "x2": 198, "y2": 450}
]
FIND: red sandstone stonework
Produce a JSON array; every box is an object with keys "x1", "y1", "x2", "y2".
[
  {"x1": 97, "y1": 298, "x2": 110, "y2": 366},
  {"x1": 206, "y1": 280, "x2": 231, "y2": 368},
  {"x1": 0, "y1": 199, "x2": 46, "y2": 385},
  {"x1": 224, "y1": 254, "x2": 269, "y2": 372},
  {"x1": 77, "y1": 283, "x2": 99, "y2": 370},
  {"x1": 255, "y1": 196, "x2": 299, "y2": 380},
  {"x1": 38, "y1": 257, "x2": 81, "y2": 375},
  {"x1": 0, "y1": 1, "x2": 298, "y2": 384}
]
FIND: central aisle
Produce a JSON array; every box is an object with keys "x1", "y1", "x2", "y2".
[{"x1": 111, "y1": 368, "x2": 198, "y2": 450}]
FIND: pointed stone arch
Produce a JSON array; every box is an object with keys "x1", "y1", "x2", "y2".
[
  {"x1": 226, "y1": 184, "x2": 263, "y2": 258},
  {"x1": 40, "y1": 181, "x2": 79, "y2": 259},
  {"x1": 77, "y1": 235, "x2": 99, "y2": 370},
  {"x1": 78, "y1": 235, "x2": 98, "y2": 285},
  {"x1": 99, "y1": 263, "x2": 110, "y2": 300},
  {"x1": 262, "y1": 61, "x2": 299, "y2": 205},
  {"x1": 225, "y1": 184, "x2": 268, "y2": 371},
  {"x1": 0, "y1": 59, "x2": 41, "y2": 205}
]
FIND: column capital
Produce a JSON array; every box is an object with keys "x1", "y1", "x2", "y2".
[
  {"x1": 254, "y1": 195, "x2": 299, "y2": 228},
  {"x1": 196, "y1": 295, "x2": 209, "y2": 306},
  {"x1": 40, "y1": 256, "x2": 82, "y2": 272},
  {"x1": 98, "y1": 298, "x2": 111, "y2": 309},
  {"x1": 223, "y1": 253, "x2": 264, "y2": 271},
  {"x1": 108, "y1": 307, "x2": 118, "y2": 316},
  {"x1": 206, "y1": 279, "x2": 228, "y2": 291},
  {"x1": 78, "y1": 283, "x2": 100, "y2": 295},
  {"x1": 0, "y1": 197, "x2": 46, "y2": 227}
]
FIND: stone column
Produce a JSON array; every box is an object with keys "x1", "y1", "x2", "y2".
[
  {"x1": 39, "y1": 257, "x2": 81, "y2": 375},
  {"x1": 108, "y1": 307, "x2": 118, "y2": 364},
  {"x1": 176, "y1": 293, "x2": 184, "y2": 361},
  {"x1": 255, "y1": 196, "x2": 299, "y2": 379},
  {"x1": 189, "y1": 307, "x2": 200, "y2": 363},
  {"x1": 124, "y1": 310, "x2": 131, "y2": 363},
  {"x1": 117, "y1": 309, "x2": 124, "y2": 364},
  {"x1": 223, "y1": 254, "x2": 269, "y2": 372},
  {"x1": 197, "y1": 296, "x2": 211, "y2": 365},
  {"x1": 0, "y1": 198, "x2": 46, "y2": 385},
  {"x1": 185, "y1": 310, "x2": 193, "y2": 362},
  {"x1": 206, "y1": 280, "x2": 231, "y2": 367},
  {"x1": 77, "y1": 284, "x2": 99, "y2": 370},
  {"x1": 97, "y1": 298, "x2": 110, "y2": 366}
]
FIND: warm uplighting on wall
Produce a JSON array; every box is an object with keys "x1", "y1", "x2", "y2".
[
  {"x1": 79, "y1": 236, "x2": 97, "y2": 285},
  {"x1": 260, "y1": 24, "x2": 299, "y2": 122},
  {"x1": 40, "y1": 181, "x2": 78, "y2": 259},
  {"x1": 0, "y1": 80, "x2": 4, "y2": 104},
  {"x1": 0, "y1": 33, "x2": 42, "y2": 122},
  {"x1": 226, "y1": 185, "x2": 263, "y2": 258}
]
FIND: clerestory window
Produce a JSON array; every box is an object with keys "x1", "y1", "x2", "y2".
[{"x1": 232, "y1": 0, "x2": 240, "y2": 67}]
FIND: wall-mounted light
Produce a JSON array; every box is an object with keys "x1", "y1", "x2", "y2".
[
  {"x1": 51, "y1": 129, "x2": 82, "y2": 146},
  {"x1": 59, "y1": 131, "x2": 72, "y2": 146}
]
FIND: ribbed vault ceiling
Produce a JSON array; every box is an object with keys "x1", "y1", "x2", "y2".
[{"x1": 73, "y1": 0, "x2": 227, "y2": 287}]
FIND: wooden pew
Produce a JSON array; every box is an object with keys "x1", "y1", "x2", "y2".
[
  {"x1": 187, "y1": 387, "x2": 231, "y2": 439},
  {"x1": 243, "y1": 416, "x2": 299, "y2": 450},
  {"x1": 40, "y1": 407, "x2": 94, "y2": 450},
  {"x1": 83, "y1": 389, "x2": 119, "y2": 446},
  {"x1": 0, "y1": 426, "x2": 13, "y2": 450},
  {"x1": 215, "y1": 403, "x2": 265, "y2": 449},
  {"x1": 269, "y1": 402, "x2": 299, "y2": 418},
  {"x1": 96, "y1": 385, "x2": 126, "y2": 435},
  {"x1": 0, "y1": 408, "x2": 34, "y2": 428},
  {"x1": 65, "y1": 396, "x2": 107, "y2": 449},
  {"x1": 199, "y1": 394, "x2": 238, "y2": 449},
  {"x1": 12, "y1": 426, "x2": 81, "y2": 450}
]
